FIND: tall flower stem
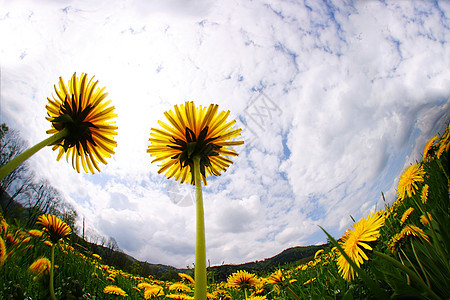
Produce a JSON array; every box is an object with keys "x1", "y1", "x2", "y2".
[
  {"x1": 50, "y1": 244, "x2": 56, "y2": 300},
  {"x1": 193, "y1": 155, "x2": 207, "y2": 300},
  {"x1": 0, "y1": 128, "x2": 69, "y2": 181},
  {"x1": 373, "y1": 251, "x2": 440, "y2": 300}
]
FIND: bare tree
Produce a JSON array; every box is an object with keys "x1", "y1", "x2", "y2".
[
  {"x1": 24, "y1": 179, "x2": 62, "y2": 227},
  {"x1": 0, "y1": 124, "x2": 33, "y2": 216}
]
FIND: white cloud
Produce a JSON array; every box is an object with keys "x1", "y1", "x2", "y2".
[{"x1": 1, "y1": 0, "x2": 450, "y2": 268}]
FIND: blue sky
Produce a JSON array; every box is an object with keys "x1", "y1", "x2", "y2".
[{"x1": 1, "y1": 0, "x2": 450, "y2": 268}]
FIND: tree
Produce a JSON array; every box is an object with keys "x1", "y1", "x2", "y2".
[{"x1": 0, "y1": 124, "x2": 33, "y2": 217}]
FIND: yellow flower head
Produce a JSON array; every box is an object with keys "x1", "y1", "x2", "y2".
[
  {"x1": 178, "y1": 272, "x2": 195, "y2": 284},
  {"x1": 421, "y1": 184, "x2": 429, "y2": 204},
  {"x1": 166, "y1": 294, "x2": 194, "y2": 300},
  {"x1": 169, "y1": 283, "x2": 192, "y2": 292},
  {"x1": 29, "y1": 257, "x2": 51, "y2": 276},
  {"x1": 144, "y1": 287, "x2": 164, "y2": 298},
  {"x1": 337, "y1": 212, "x2": 385, "y2": 281},
  {"x1": 0, "y1": 236, "x2": 6, "y2": 266},
  {"x1": 147, "y1": 102, "x2": 243, "y2": 185},
  {"x1": 27, "y1": 229, "x2": 43, "y2": 237},
  {"x1": 420, "y1": 213, "x2": 433, "y2": 226},
  {"x1": 92, "y1": 253, "x2": 102, "y2": 260},
  {"x1": 46, "y1": 72, "x2": 118, "y2": 174},
  {"x1": 36, "y1": 214, "x2": 72, "y2": 243},
  {"x1": 267, "y1": 269, "x2": 284, "y2": 284},
  {"x1": 423, "y1": 136, "x2": 438, "y2": 161},
  {"x1": 400, "y1": 224, "x2": 431, "y2": 244},
  {"x1": 314, "y1": 249, "x2": 324, "y2": 259},
  {"x1": 103, "y1": 285, "x2": 128, "y2": 297},
  {"x1": 397, "y1": 163, "x2": 425, "y2": 201},
  {"x1": 400, "y1": 207, "x2": 414, "y2": 225},
  {"x1": 227, "y1": 270, "x2": 259, "y2": 290}
]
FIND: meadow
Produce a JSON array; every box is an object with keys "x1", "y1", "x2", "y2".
[{"x1": 0, "y1": 120, "x2": 449, "y2": 299}]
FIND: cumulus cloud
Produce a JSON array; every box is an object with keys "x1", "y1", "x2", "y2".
[{"x1": 1, "y1": 0, "x2": 449, "y2": 268}]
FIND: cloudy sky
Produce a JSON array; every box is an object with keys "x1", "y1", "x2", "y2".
[{"x1": 1, "y1": 0, "x2": 450, "y2": 268}]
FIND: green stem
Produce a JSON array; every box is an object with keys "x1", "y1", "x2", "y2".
[
  {"x1": 286, "y1": 285, "x2": 301, "y2": 300},
  {"x1": 193, "y1": 156, "x2": 207, "y2": 300},
  {"x1": 50, "y1": 244, "x2": 56, "y2": 300},
  {"x1": 319, "y1": 226, "x2": 389, "y2": 299},
  {"x1": 411, "y1": 196, "x2": 449, "y2": 269},
  {"x1": 410, "y1": 240, "x2": 431, "y2": 288},
  {"x1": 373, "y1": 251, "x2": 440, "y2": 300},
  {"x1": 0, "y1": 128, "x2": 68, "y2": 181}
]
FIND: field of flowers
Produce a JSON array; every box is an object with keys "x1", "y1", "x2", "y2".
[{"x1": 0, "y1": 119, "x2": 449, "y2": 299}]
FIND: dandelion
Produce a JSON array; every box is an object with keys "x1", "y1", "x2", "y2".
[
  {"x1": 147, "y1": 102, "x2": 243, "y2": 300},
  {"x1": 423, "y1": 136, "x2": 438, "y2": 161},
  {"x1": 303, "y1": 278, "x2": 316, "y2": 285},
  {"x1": 337, "y1": 212, "x2": 385, "y2": 281},
  {"x1": 169, "y1": 283, "x2": 192, "y2": 292},
  {"x1": 103, "y1": 285, "x2": 128, "y2": 297},
  {"x1": 437, "y1": 122, "x2": 450, "y2": 158},
  {"x1": 397, "y1": 164, "x2": 425, "y2": 201},
  {"x1": 0, "y1": 73, "x2": 117, "y2": 180},
  {"x1": 166, "y1": 294, "x2": 194, "y2": 300},
  {"x1": 46, "y1": 72, "x2": 118, "y2": 173},
  {"x1": 400, "y1": 207, "x2": 414, "y2": 225},
  {"x1": 0, "y1": 236, "x2": 6, "y2": 266},
  {"x1": 36, "y1": 214, "x2": 72, "y2": 300},
  {"x1": 227, "y1": 270, "x2": 259, "y2": 290},
  {"x1": 36, "y1": 214, "x2": 71, "y2": 243},
  {"x1": 314, "y1": 249, "x2": 324, "y2": 259},
  {"x1": 29, "y1": 257, "x2": 51, "y2": 276},
  {"x1": 420, "y1": 213, "x2": 433, "y2": 226},
  {"x1": 421, "y1": 184, "x2": 429, "y2": 204},
  {"x1": 92, "y1": 253, "x2": 102, "y2": 260},
  {"x1": 144, "y1": 286, "x2": 164, "y2": 299},
  {"x1": 178, "y1": 272, "x2": 195, "y2": 284},
  {"x1": 400, "y1": 224, "x2": 431, "y2": 244},
  {"x1": 247, "y1": 296, "x2": 267, "y2": 300},
  {"x1": 27, "y1": 229, "x2": 43, "y2": 237},
  {"x1": 267, "y1": 269, "x2": 284, "y2": 284}
]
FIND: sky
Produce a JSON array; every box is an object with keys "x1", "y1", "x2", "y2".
[{"x1": 1, "y1": 0, "x2": 450, "y2": 268}]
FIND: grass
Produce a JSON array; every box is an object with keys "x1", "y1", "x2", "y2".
[{"x1": 0, "y1": 121, "x2": 449, "y2": 299}]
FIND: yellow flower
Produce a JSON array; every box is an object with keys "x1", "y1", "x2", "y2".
[
  {"x1": 337, "y1": 212, "x2": 385, "y2": 281},
  {"x1": 29, "y1": 257, "x2": 51, "y2": 276},
  {"x1": 266, "y1": 269, "x2": 284, "y2": 284},
  {"x1": 103, "y1": 285, "x2": 128, "y2": 297},
  {"x1": 314, "y1": 249, "x2": 324, "y2": 259},
  {"x1": 166, "y1": 294, "x2": 194, "y2": 300},
  {"x1": 143, "y1": 286, "x2": 164, "y2": 299},
  {"x1": 400, "y1": 207, "x2": 414, "y2": 225},
  {"x1": 421, "y1": 184, "x2": 429, "y2": 204},
  {"x1": 397, "y1": 164, "x2": 425, "y2": 201},
  {"x1": 92, "y1": 253, "x2": 102, "y2": 260},
  {"x1": 36, "y1": 214, "x2": 71, "y2": 243},
  {"x1": 227, "y1": 270, "x2": 259, "y2": 290},
  {"x1": 400, "y1": 224, "x2": 431, "y2": 244},
  {"x1": 147, "y1": 102, "x2": 243, "y2": 185},
  {"x1": 27, "y1": 229, "x2": 43, "y2": 237},
  {"x1": 0, "y1": 236, "x2": 6, "y2": 266},
  {"x1": 178, "y1": 272, "x2": 195, "y2": 284},
  {"x1": 303, "y1": 278, "x2": 316, "y2": 285},
  {"x1": 247, "y1": 296, "x2": 267, "y2": 300},
  {"x1": 420, "y1": 213, "x2": 433, "y2": 226},
  {"x1": 388, "y1": 224, "x2": 431, "y2": 255},
  {"x1": 437, "y1": 122, "x2": 450, "y2": 158},
  {"x1": 46, "y1": 72, "x2": 118, "y2": 174},
  {"x1": 423, "y1": 135, "x2": 438, "y2": 161},
  {"x1": 169, "y1": 283, "x2": 192, "y2": 292}
]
